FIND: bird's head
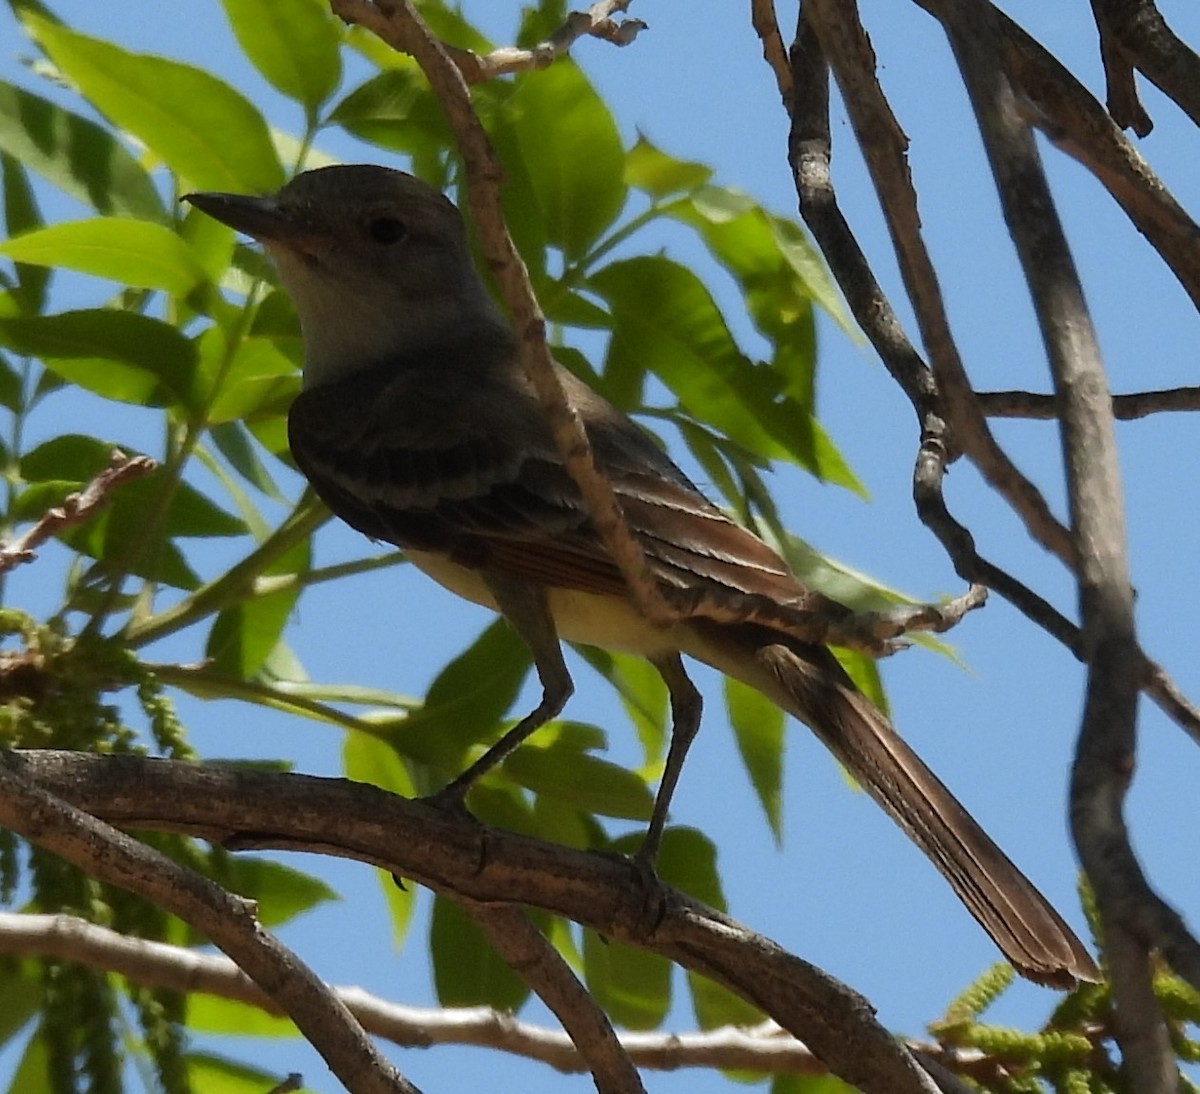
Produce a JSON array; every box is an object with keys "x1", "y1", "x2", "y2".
[{"x1": 186, "y1": 165, "x2": 505, "y2": 388}]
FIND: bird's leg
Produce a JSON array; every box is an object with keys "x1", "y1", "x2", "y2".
[
  {"x1": 429, "y1": 573, "x2": 573, "y2": 810},
  {"x1": 635, "y1": 654, "x2": 703, "y2": 870}
]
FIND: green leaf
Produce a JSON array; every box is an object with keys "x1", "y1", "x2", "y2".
[
  {"x1": 326, "y1": 68, "x2": 453, "y2": 175},
  {"x1": 395, "y1": 619, "x2": 531, "y2": 772},
  {"x1": 203, "y1": 854, "x2": 338, "y2": 931},
  {"x1": 494, "y1": 61, "x2": 626, "y2": 259},
  {"x1": 184, "y1": 1052, "x2": 306, "y2": 1093},
  {"x1": 185, "y1": 995, "x2": 296, "y2": 1039},
  {"x1": 205, "y1": 562, "x2": 304, "y2": 679},
  {"x1": 576, "y1": 646, "x2": 667, "y2": 765},
  {"x1": 209, "y1": 421, "x2": 283, "y2": 498},
  {"x1": 504, "y1": 737, "x2": 653, "y2": 820},
  {"x1": 0, "y1": 219, "x2": 207, "y2": 296},
  {"x1": 590, "y1": 255, "x2": 808, "y2": 466},
  {"x1": 625, "y1": 135, "x2": 712, "y2": 198},
  {"x1": 655, "y1": 826, "x2": 725, "y2": 909},
  {"x1": 6, "y1": 1028, "x2": 51, "y2": 1094},
  {"x1": 221, "y1": 0, "x2": 341, "y2": 110},
  {"x1": 0, "y1": 959, "x2": 40, "y2": 1046},
  {"x1": 0, "y1": 309, "x2": 198, "y2": 408},
  {"x1": 25, "y1": 14, "x2": 284, "y2": 192},
  {"x1": 726, "y1": 675, "x2": 786, "y2": 842},
  {"x1": 2, "y1": 154, "x2": 49, "y2": 313},
  {"x1": 342, "y1": 733, "x2": 417, "y2": 949},
  {"x1": 430, "y1": 895, "x2": 530, "y2": 1010},
  {"x1": 583, "y1": 927, "x2": 670, "y2": 1030},
  {"x1": 0, "y1": 81, "x2": 165, "y2": 222}
]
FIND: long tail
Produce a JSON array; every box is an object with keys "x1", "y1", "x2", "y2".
[{"x1": 684, "y1": 621, "x2": 1099, "y2": 988}]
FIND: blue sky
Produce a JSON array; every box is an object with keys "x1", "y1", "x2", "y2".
[{"x1": 2, "y1": 1, "x2": 1200, "y2": 1091}]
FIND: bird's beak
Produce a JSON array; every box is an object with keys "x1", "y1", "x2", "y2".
[{"x1": 182, "y1": 191, "x2": 324, "y2": 254}]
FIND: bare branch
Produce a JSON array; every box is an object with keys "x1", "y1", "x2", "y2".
[
  {"x1": 0, "y1": 756, "x2": 418, "y2": 1094},
  {"x1": 787, "y1": 13, "x2": 937, "y2": 420},
  {"x1": 458, "y1": 902, "x2": 645, "y2": 1094},
  {"x1": 442, "y1": 1, "x2": 647, "y2": 83},
  {"x1": 0, "y1": 451, "x2": 156, "y2": 575},
  {"x1": 931, "y1": 3, "x2": 1199, "y2": 1087},
  {"x1": 977, "y1": 386, "x2": 1200, "y2": 420},
  {"x1": 8, "y1": 750, "x2": 948, "y2": 1094},
  {"x1": 1089, "y1": 0, "x2": 1200, "y2": 132},
  {"x1": 803, "y1": 0, "x2": 1077, "y2": 573},
  {"x1": 752, "y1": 0, "x2": 793, "y2": 110}
]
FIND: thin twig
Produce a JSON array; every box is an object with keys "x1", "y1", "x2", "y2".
[
  {"x1": 328, "y1": 0, "x2": 676, "y2": 628},
  {"x1": 0, "y1": 755, "x2": 418, "y2": 1094},
  {"x1": 977, "y1": 386, "x2": 1200, "y2": 420},
  {"x1": 804, "y1": 0, "x2": 1078, "y2": 572},
  {"x1": 0, "y1": 912, "x2": 837, "y2": 1075},
  {"x1": 0, "y1": 451, "x2": 156, "y2": 574},
  {"x1": 442, "y1": 0, "x2": 646, "y2": 83},
  {"x1": 751, "y1": 0, "x2": 793, "y2": 110}
]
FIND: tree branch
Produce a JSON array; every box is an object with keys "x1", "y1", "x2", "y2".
[
  {"x1": 977, "y1": 386, "x2": 1200, "y2": 420},
  {"x1": 932, "y1": 3, "x2": 1200, "y2": 1088},
  {"x1": 8, "y1": 750, "x2": 950, "y2": 1094},
  {"x1": 0, "y1": 451, "x2": 155, "y2": 575},
  {"x1": 0, "y1": 754, "x2": 418, "y2": 1094}
]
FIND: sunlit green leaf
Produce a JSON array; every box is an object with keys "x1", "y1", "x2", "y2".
[
  {"x1": 0, "y1": 81, "x2": 165, "y2": 222},
  {"x1": 185, "y1": 995, "x2": 296, "y2": 1039},
  {"x1": 583, "y1": 926, "x2": 670, "y2": 1030},
  {"x1": 494, "y1": 61, "x2": 626, "y2": 259},
  {"x1": 430, "y1": 895, "x2": 530, "y2": 1010},
  {"x1": 184, "y1": 1052, "x2": 305, "y2": 1093},
  {"x1": 2, "y1": 154, "x2": 49, "y2": 313},
  {"x1": 220, "y1": 0, "x2": 342, "y2": 111},
  {"x1": 24, "y1": 14, "x2": 284, "y2": 192},
  {"x1": 0, "y1": 310, "x2": 198, "y2": 408},
  {"x1": 0, "y1": 219, "x2": 207, "y2": 296},
  {"x1": 590, "y1": 255, "x2": 811, "y2": 467},
  {"x1": 201, "y1": 853, "x2": 338, "y2": 931},
  {"x1": 395, "y1": 619, "x2": 531, "y2": 772},
  {"x1": 504, "y1": 740, "x2": 653, "y2": 820},
  {"x1": 626, "y1": 135, "x2": 712, "y2": 198},
  {"x1": 726, "y1": 676, "x2": 786, "y2": 842}
]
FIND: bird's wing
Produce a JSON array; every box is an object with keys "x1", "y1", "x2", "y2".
[{"x1": 287, "y1": 355, "x2": 832, "y2": 626}]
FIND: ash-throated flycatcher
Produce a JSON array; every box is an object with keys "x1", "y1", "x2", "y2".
[{"x1": 187, "y1": 165, "x2": 1097, "y2": 987}]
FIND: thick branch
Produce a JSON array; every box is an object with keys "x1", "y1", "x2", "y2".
[
  {"x1": 0, "y1": 755, "x2": 417, "y2": 1094},
  {"x1": 8, "y1": 750, "x2": 946, "y2": 1094}
]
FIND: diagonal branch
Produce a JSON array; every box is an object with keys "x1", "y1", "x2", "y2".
[
  {"x1": 8, "y1": 750, "x2": 950, "y2": 1094},
  {"x1": 458, "y1": 901, "x2": 645, "y2": 1094},
  {"x1": 803, "y1": 0, "x2": 1077, "y2": 572},
  {"x1": 0, "y1": 754, "x2": 418, "y2": 1094}
]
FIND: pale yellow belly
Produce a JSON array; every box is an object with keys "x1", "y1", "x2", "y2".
[{"x1": 405, "y1": 548, "x2": 684, "y2": 658}]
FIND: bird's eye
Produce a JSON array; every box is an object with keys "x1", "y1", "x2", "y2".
[{"x1": 367, "y1": 216, "x2": 407, "y2": 245}]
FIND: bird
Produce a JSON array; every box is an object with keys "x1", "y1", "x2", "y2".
[{"x1": 185, "y1": 164, "x2": 1099, "y2": 988}]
